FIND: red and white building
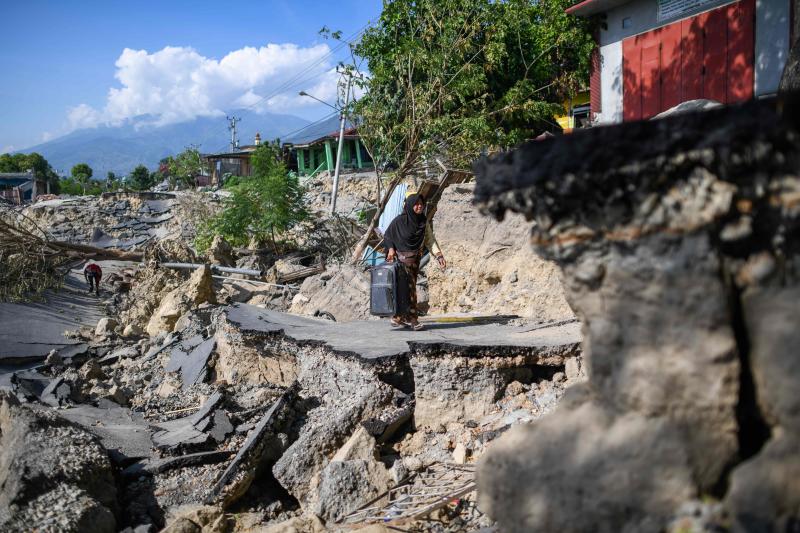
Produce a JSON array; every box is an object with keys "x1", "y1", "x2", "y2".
[{"x1": 567, "y1": 0, "x2": 793, "y2": 123}]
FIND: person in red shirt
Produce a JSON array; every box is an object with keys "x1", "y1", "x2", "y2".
[{"x1": 83, "y1": 262, "x2": 102, "y2": 296}]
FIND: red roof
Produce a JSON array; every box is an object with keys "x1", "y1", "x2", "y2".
[{"x1": 566, "y1": 0, "x2": 633, "y2": 16}]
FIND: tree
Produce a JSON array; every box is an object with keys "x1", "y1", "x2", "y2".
[
  {"x1": 348, "y1": 0, "x2": 595, "y2": 261},
  {"x1": 106, "y1": 171, "x2": 118, "y2": 191},
  {"x1": 129, "y1": 164, "x2": 154, "y2": 190},
  {"x1": 196, "y1": 143, "x2": 307, "y2": 252},
  {"x1": 0, "y1": 152, "x2": 60, "y2": 193},
  {"x1": 168, "y1": 146, "x2": 208, "y2": 189},
  {"x1": 779, "y1": 0, "x2": 800, "y2": 91},
  {"x1": 70, "y1": 163, "x2": 93, "y2": 195}
]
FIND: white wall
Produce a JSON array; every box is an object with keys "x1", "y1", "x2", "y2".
[
  {"x1": 597, "y1": 41, "x2": 624, "y2": 124},
  {"x1": 599, "y1": 0, "x2": 736, "y2": 46},
  {"x1": 755, "y1": 0, "x2": 790, "y2": 96}
]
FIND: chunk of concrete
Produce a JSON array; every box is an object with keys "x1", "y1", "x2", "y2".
[
  {"x1": 122, "y1": 450, "x2": 234, "y2": 478},
  {"x1": 208, "y1": 411, "x2": 233, "y2": 443},
  {"x1": 207, "y1": 387, "x2": 297, "y2": 505},
  {"x1": 0, "y1": 393, "x2": 117, "y2": 531},
  {"x1": 332, "y1": 426, "x2": 379, "y2": 462},
  {"x1": 478, "y1": 388, "x2": 695, "y2": 533},
  {"x1": 59, "y1": 404, "x2": 153, "y2": 460},
  {"x1": 314, "y1": 459, "x2": 391, "y2": 523},
  {"x1": 95, "y1": 318, "x2": 117, "y2": 337},
  {"x1": 180, "y1": 338, "x2": 215, "y2": 390}
]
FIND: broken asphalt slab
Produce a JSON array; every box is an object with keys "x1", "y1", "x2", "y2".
[
  {"x1": 58, "y1": 403, "x2": 154, "y2": 460},
  {"x1": 0, "y1": 260, "x2": 137, "y2": 363},
  {"x1": 223, "y1": 304, "x2": 581, "y2": 360}
]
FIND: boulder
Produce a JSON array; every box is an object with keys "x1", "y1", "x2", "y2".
[
  {"x1": 122, "y1": 324, "x2": 143, "y2": 338},
  {"x1": 478, "y1": 386, "x2": 695, "y2": 533},
  {"x1": 273, "y1": 382, "x2": 394, "y2": 506},
  {"x1": 146, "y1": 265, "x2": 215, "y2": 336},
  {"x1": 0, "y1": 392, "x2": 116, "y2": 531},
  {"x1": 206, "y1": 235, "x2": 235, "y2": 267},
  {"x1": 289, "y1": 264, "x2": 371, "y2": 322},
  {"x1": 314, "y1": 459, "x2": 391, "y2": 523},
  {"x1": 94, "y1": 318, "x2": 117, "y2": 337}
]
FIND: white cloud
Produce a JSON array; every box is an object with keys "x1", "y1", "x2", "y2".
[
  {"x1": 67, "y1": 103, "x2": 103, "y2": 130},
  {"x1": 41, "y1": 132, "x2": 54, "y2": 142},
  {"x1": 1, "y1": 145, "x2": 15, "y2": 154},
  {"x1": 68, "y1": 42, "x2": 340, "y2": 131}
]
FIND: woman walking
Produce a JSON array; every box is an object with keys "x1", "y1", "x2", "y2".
[{"x1": 383, "y1": 193, "x2": 446, "y2": 330}]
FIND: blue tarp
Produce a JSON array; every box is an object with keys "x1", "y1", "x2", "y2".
[
  {"x1": 363, "y1": 183, "x2": 409, "y2": 266},
  {"x1": 378, "y1": 183, "x2": 408, "y2": 234}
]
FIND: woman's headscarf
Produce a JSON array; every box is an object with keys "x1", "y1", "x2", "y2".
[{"x1": 383, "y1": 193, "x2": 427, "y2": 252}]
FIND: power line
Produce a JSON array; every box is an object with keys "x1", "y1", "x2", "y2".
[
  {"x1": 278, "y1": 110, "x2": 339, "y2": 141},
  {"x1": 233, "y1": 22, "x2": 373, "y2": 115}
]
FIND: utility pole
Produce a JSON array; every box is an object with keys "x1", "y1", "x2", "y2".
[
  {"x1": 330, "y1": 71, "x2": 353, "y2": 214},
  {"x1": 226, "y1": 116, "x2": 241, "y2": 152}
]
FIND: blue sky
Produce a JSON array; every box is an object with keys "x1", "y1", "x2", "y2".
[{"x1": 0, "y1": 0, "x2": 383, "y2": 152}]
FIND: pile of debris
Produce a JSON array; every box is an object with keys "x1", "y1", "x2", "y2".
[{"x1": 1, "y1": 266, "x2": 583, "y2": 532}]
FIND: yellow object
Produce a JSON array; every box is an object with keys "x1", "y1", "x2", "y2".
[{"x1": 555, "y1": 91, "x2": 591, "y2": 133}]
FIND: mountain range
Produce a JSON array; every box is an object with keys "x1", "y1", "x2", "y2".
[{"x1": 19, "y1": 109, "x2": 328, "y2": 177}]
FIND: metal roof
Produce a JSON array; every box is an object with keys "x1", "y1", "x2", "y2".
[{"x1": 566, "y1": 0, "x2": 634, "y2": 16}]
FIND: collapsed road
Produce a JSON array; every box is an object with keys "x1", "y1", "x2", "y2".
[{"x1": 0, "y1": 186, "x2": 586, "y2": 532}]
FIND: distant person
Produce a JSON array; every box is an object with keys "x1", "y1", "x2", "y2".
[
  {"x1": 83, "y1": 262, "x2": 102, "y2": 296},
  {"x1": 383, "y1": 193, "x2": 446, "y2": 331}
]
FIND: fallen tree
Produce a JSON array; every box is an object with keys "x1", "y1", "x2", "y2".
[{"x1": 0, "y1": 206, "x2": 142, "y2": 302}]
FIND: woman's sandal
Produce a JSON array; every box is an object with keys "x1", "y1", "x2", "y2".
[
  {"x1": 390, "y1": 317, "x2": 406, "y2": 327},
  {"x1": 411, "y1": 322, "x2": 424, "y2": 331}
]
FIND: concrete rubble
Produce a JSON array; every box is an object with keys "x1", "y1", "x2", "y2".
[
  {"x1": 0, "y1": 182, "x2": 585, "y2": 531},
  {"x1": 473, "y1": 94, "x2": 800, "y2": 532},
  {"x1": 7, "y1": 96, "x2": 795, "y2": 533}
]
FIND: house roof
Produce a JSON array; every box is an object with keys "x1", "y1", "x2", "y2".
[
  {"x1": 289, "y1": 127, "x2": 361, "y2": 149},
  {"x1": 566, "y1": 0, "x2": 634, "y2": 16},
  {"x1": 0, "y1": 173, "x2": 35, "y2": 187},
  {"x1": 202, "y1": 146, "x2": 258, "y2": 159}
]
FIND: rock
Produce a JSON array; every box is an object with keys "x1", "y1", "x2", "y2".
[
  {"x1": 725, "y1": 431, "x2": 800, "y2": 532},
  {"x1": 478, "y1": 387, "x2": 695, "y2": 533},
  {"x1": 146, "y1": 265, "x2": 215, "y2": 336},
  {"x1": 390, "y1": 459, "x2": 407, "y2": 484},
  {"x1": 564, "y1": 357, "x2": 581, "y2": 381},
  {"x1": 79, "y1": 359, "x2": 106, "y2": 381},
  {"x1": 505, "y1": 381, "x2": 525, "y2": 397},
  {"x1": 289, "y1": 264, "x2": 371, "y2": 322},
  {"x1": 123, "y1": 324, "x2": 143, "y2": 337},
  {"x1": 45, "y1": 349, "x2": 63, "y2": 367},
  {"x1": 161, "y1": 505, "x2": 227, "y2": 533},
  {"x1": 95, "y1": 318, "x2": 117, "y2": 337},
  {"x1": 453, "y1": 442, "x2": 468, "y2": 464},
  {"x1": 331, "y1": 426, "x2": 379, "y2": 462},
  {"x1": 106, "y1": 384, "x2": 131, "y2": 406},
  {"x1": 0, "y1": 392, "x2": 116, "y2": 531},
  {"x1": 314, "y1": 459, "x2": 392, "y2": 523},
  {"x1": 403, "y1": 456, "x2": 423, "y2": 472},
  {"x1": 272, "y1": 382, "x2": 394, "y2": 506},
  {"x1": 206, "y1": 235, "x2": 235, "y2": 267}
]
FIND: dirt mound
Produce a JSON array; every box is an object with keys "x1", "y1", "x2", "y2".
[{"x1": 427, "y1": 182, "x2": 573, "y2": 321}]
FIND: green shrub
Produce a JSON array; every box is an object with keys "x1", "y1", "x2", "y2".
[{"x1": 196, "y1": 143, "x2": 307, "y2": 252}]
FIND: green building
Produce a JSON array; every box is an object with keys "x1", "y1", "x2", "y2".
[{"x1": 291, "y1": 127, "x2": 374, "y2": 177}]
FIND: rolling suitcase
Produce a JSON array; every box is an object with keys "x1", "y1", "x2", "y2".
[{"x1": 370, "y1": 261, "x2": 411, "y2": 316}]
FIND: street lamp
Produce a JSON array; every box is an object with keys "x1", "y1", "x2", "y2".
[
  {"x1": 298, "y1": 91, "x2": 339, "y2": 112},
  {"x1": 299, "y1": 77, "x2": 352, "y2": 215}
]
